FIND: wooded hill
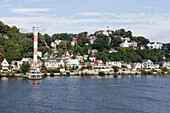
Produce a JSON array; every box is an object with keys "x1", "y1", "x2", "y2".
[{"x1": 0, "y1": 21, "x2": 169, "y2": 63}]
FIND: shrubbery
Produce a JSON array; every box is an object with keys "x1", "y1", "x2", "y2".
[{"x1": 98, "y1": 71, "x2": 105, "y2": 76}]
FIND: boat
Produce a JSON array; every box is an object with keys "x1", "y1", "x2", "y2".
[
  {"x1": 32, "y1": 81, "x2": 40, "y2": 85},
  {"x1": 28, "y1": 69, "x2": 42, "y2": 80}
]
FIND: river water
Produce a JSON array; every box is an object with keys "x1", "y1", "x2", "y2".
[{"x1": 0, "y1": 75, "x2": 170, "y2": 113}]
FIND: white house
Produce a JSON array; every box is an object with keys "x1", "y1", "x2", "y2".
[
  {"x1": 106, "y1": 61, "x2": 122, "y2": 68},
  {"x1": 129, "y1": 41, "x2": 138, "y2": 48},
  {"x1": 1, "y1": 58, "x2": 9, "y2": 72},
  {"x1": 37, "y1": 51, "x2": 42, "y2": 57},
  {"x1": 93, "y1": 60, "x2": 105, "y2": 68},
  {"x1": 51, "y1": 40, "x2": 62, "y2": 48},
  {"x1": 89, "y1": 57, "x2": 96, "y2": 61},
  {"x1": 76, "y1": 56, "x2": 84, "y2": 62},
  {"x1": 120, "y1": 40, "x2": 130, "y2": 47},
  {"x1": 45, "y1": 57, "x2": 65, "y2": 69},
  {"x1": 142, "y1": 59, "x2": 155, "y2": 69},
  {"x1": 66, "y1": 59, "x2": 80, "y2": 68},
  {"x1": 154, "y1": 63, "x2": 160, "y2": 69},
  {"x1": 83, "y1": 55, "x2": 88, "y2": 60},
  {"x1": 109, "y1": 48, "x2": 117, "y2": 53},
  {"x1": 160, "y1": 61, "x2": 170, "y2": 69},
  {"x1": 134, "y1": 63, "x2": 142, "y2": 69},
  {"x1": 147, "y1": 42, "x2": 163, "y2": 49},
  {"x1": 44, "y1": 53, "x2": 49, "y2": 59},
  {"x1": 71, "y1": 37, "x2": 78, "y2": 46}
]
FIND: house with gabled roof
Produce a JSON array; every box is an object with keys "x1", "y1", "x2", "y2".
[{"x1": 1, "y1": 58, "x2": 9, "y2": 72}]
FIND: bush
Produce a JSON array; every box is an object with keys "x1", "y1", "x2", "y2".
[
  {"x1": 161, "y1": 71, "x2": 165, "y2": 75},
  {"x1": 152, "y1": 70, "x2": 157, "y2": 72},
  {"x1": 6, "y1": 73, "x2": 10, "y2": 77},
  {"x1": 43, "y1": 73, "x2": 48, "y2": 77},
  {"x1": 148, "y1": 71, "x2": 153, "y2": 75},
  {"x1": 66, "y1": 72, "x2": 70, "y2": 76},
  {"x1": 60, "y1": 72, "x2": 63, "y2": 76},
  {"x1": 0, "y1": 73, "x2": 2, "y2": 77},
  {"x1": 98, "y1": 72, "x2": 105, "y2": 76},
  {"x1": 107, "y1": 72, "x2": 110, "y2": 75},
  {"x1": 81, "y1": 72, "x2": 84, "y2": 76},
  {"x1": 11, "y1": 73, "x2": 15, "y2": 77},
  {"x1": 16, "y1": 70, "x2": 21, "y2": 73},
  {"x1": 85, "y1": 72, "x2": 89, "y2": 76},
  {"x1": 162, "y1": 67, "x2": 168, "y2": 72},
  {"x1": 50, "y1": 73, "x2": 55, "y2": 77},
  {"x1": 141, "y1": 70, "x2": 148, "y2": 75}
]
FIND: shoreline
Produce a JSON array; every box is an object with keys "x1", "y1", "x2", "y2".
[{"x1": 0, "y1": 71, "x2": 169, "y2": 78}]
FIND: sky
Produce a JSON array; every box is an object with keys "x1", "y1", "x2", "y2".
[{"x1": 0, "y1": 0, "x2": 170, "y2": 43}]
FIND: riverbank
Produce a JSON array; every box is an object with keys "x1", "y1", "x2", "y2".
[{"x1": 0, "y1": 70, "x2": 169, "y2": 78}]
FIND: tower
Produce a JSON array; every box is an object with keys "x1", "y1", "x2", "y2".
[
  {"x1": 28, "y1": 26, "x2": 42, "y2": 80},
  {"x1": 33, "y1": 26, "x2": 38, "y2": 70}
]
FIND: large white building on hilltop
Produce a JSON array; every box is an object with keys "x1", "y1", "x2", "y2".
[{"x1": 147, "y1": 42, "x2": 163, "y2": 49}]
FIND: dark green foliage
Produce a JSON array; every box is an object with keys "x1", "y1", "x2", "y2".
[
  {"x1": 21, "y1": 61, "x2": 30, "y2": 75},
  {"x1": 161, "y1": 71, "x2": 165, "y2": 75},
  {"x1": 47, "y1": 68, "x2": 60, "y2": 73},
  {"x1": 107, "y1": 72, "x2": 110, "y2": 75},
  {"x1": 52, "y1": 33, "x2": 74, "y2": 41},
  {"x1": 98, "y1": 71, "x2": 105, "y2": 76},
  {"x1": 93, "y1": 34, "x2": 110, "y2": 51},
  {"x1": 66, "y1": 72, "x2": 70, "y2": 76},
  {"x1": 60, "y1": 72, "x2": 63, "y2": 76},
  {"x1": 162, "y1": 67, "x2": 168, "y2": 72},
  {"x1": 121, "y1": 65, "x2": 128, "y2": 68},
  {"x1": 112, "y1": 66, "x2": 120, "y2": 73},
  {"x1": 43, "y1": 73, "x2": 48, "y2": 77},
  {"x1": 11, "y1": 73, "x2": 15, "y2": 77},
  {"x1": 50, "y1": 73, "x2": 55, "y2": 77}
]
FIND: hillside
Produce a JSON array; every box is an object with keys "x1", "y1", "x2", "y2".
[{"x1": 0, "y1": 21, "x2": 169, "y2": 63}]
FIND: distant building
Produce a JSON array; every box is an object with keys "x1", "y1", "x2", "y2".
[
  {"x1": 142, "y1": 59, "x2": 154, "y2": 69},
  {"x1": 120, "y1": 40, "x2": 137, "y2": 48},
  {"x1": 66, "y1": 59, "x2": 80, "y2": 68},
  {"x1": 93, "y1": 60, "x2": 105, "y2": 68},
  {"x1": 95, "y1": 30, "x2": 112, "y2": 36},
  {"x1": 89, "y1": 57, "x2": 96, "y2": 61},
  {"x1": 129, "y1": 41, "x2": 138, "y2": 48},
  {"x1": 147, "y1": 42, "x2": 163, "y2": 49},
  {"x1": 71, "y1": 37, "x2": 78, "y2": 46},
  {"x1": 120, "y1": 40, "x2": 130, "y2": 47},
  {"x1": 45, "y1": 57, "x2": 65, "y2": 69},
  {"x1": 106, "y1": 61, "x2": 122, "y2": 68},
  {"x1": 37, "y1": 51, "x2": 42, "y2": 57},
  {"x1": 83, "y1": 55, "x2": 88, "y2": 60},
  {"x1": 1, "y1": 58, "x2": 9, "y2": 72},
  {"x1": 139, "y1": 45, "x2": 145, "y2": 50},
  {"x1": 51, "y1": 40, "x2": 62, "y2": 48},
  {"x1": 160, "y1": 61, "x2": 170, "y2": 69},
  {"x1": 109, "y1": 48, "x2": 117, "y2": 53},
  {"x1": 76, "y1": 56, "x2": 84, "y2": 62}
]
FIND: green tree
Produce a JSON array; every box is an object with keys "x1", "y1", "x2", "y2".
[
  {"x1": 0, "y1": 45, "x2": 4, "y2": 62},
  {"x1": 111, "y1": 37, "x2": 122, "y2": 47},
  {"x1": 112, "y1": 66, "x2": 120, "y2": 73},
  {"x1": 58, "y1": 41, "x2": 67, "y2": 50},
  {"x1": 21, "y1": 61, "x2": 30, "y2": 75},
  {"x1": 121, "y1": 65, "x2": 128, "y2": 68}
]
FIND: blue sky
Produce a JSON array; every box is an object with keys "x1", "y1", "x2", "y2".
[{"x1": 0, "y1": 0, "x2": 170, "y2": 42}]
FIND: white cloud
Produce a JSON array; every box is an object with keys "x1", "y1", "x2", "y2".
[
  {"x1": 1, "y1": 12, "x2": 170, "y2": 43},
  {"x1": 11, "y1": 8, "x2": 51, "y2": 15},
  {"x1": 78, "y1": 12, "x2": 102, "y2": 16}
]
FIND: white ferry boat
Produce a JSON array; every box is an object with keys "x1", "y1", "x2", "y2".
[{"x1": 28, "y1": 69, "x2": 42, "y2": 80}]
